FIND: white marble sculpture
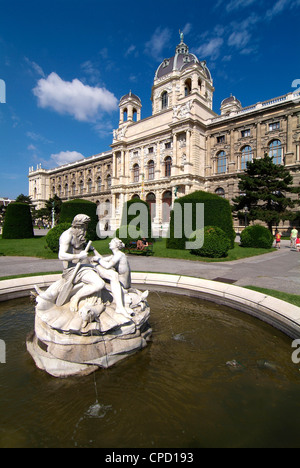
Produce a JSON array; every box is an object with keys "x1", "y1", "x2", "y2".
[{"x1": 26, "y1": 214, "x2": 151, "y2": 378}]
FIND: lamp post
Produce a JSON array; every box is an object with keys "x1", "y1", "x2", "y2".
[
  {"x1": 244, "y1": 206, "x2": 249, "y2": 227},
  {"x1": 51, "y1": 201, "x2": 55, "y2": 229}
]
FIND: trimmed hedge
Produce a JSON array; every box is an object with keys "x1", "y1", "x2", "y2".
[
  {"x1": 2, "y1": 203, "x2": 34, "y2": 239},
  {"x1": 59, "y1": 199, "x2": 98, "y2": 241},
  {"x1": 167, "y1": 191, "x2": 235, "y2": 250},
  {"x1": 190, "y1": 226, "x2": 231, "y2": 258},
  {"x1": 45, "y1": 222, "x2": 72, "y2": 253},
  {"x1": 240, "y1": 224, "x2": 274, "y2": 249},
  {"x1": 120, "y1": 199, "x2": 152, "y2": 240}
]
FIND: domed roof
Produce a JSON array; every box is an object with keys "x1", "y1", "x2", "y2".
[
  {"x1": 120, "y1": 91, "x2": 141, "y2": 104},
  {"x1": 221, "y1": 95, "x2": 241, "y2": 107},
  {"x1": 154, "y1": 33, "x2": 212, "y2": 81}
]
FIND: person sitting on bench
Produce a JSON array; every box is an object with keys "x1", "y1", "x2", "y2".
[{"x1": 137, "y1": 237, "x2": 149, "y2": 250}]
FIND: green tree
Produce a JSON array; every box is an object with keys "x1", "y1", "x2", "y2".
[
  {"x1": 45, "y1": 194, "x2": 62, "y2": 224},
  {"x1": 232, "y1": 153, "x2": 300, "y2": 232},
  {"x1": 15, "y1": 194, "x2": 33, "y2": 204}
]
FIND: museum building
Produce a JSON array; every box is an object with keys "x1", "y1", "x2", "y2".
[{"x1": 28, "y1": 35, "x2": 300, "y2": 233}]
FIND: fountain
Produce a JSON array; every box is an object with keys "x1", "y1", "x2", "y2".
[
  {"x1": 0, "y1": 216, "x2": 300, "y2": 447},
  {"x1": 26, "y1": 215, "x2": 152, "y2": 378}
]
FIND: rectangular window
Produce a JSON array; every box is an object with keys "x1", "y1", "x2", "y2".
[
  {"x1": 269, "y1": 122, "x2": 280, "y2": 131},
  {"x1": 217, "y1": 135, "x2": 225, "y2": 144},
  {"x1": 148, "y1": 147, "x2": 154, "y2": 153},
  {"x1": 165, "y1": 142, "x2": 171, "y2": 149},
  {"x1": 217, "y1": 152, "x2": 227, "y2": 174},
  {"x1": 241, "y1": 129, "x2": 250, "y2": 138}
]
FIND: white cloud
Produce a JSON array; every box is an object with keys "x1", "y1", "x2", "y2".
[
  {"x1": 226, "y1": 0, "x2": 258, "y2": 12},
  {"x1": 33, "y1": 72, "x2": 118, "y2": 122},
  {"x1": 265, "y1": 0, "x2": 290, "y2": 19},
  {"x1": 228, "y1": 30, "x2": 251, "y2": 48},
  {"x1": 80, "y1": 60, "x2": 101, "y2": 84},
  {"x1": 50, "y1": 150, "x2": 85, "y2": 166},
  {"x1": 182, "y1": 23, "x2": 192, "y2": 35},
  {"x1": 194, "y1": 37, "x2": 224, "y2": 60},
  {"x1": 25, "y1": 57, "x2": 45, "y2": 77},
  {"x1": 145, "y1": 27, "x2": 172, "y2": 61},
  {"x1": 125, "y1": 45, "x2": 138, "y2": 58}
]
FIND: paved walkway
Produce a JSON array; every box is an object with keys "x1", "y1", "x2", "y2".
[{"x1": 0, "y1": 240, "x2": 299, "y2": 295}]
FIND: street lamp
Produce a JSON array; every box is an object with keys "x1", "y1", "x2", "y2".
[
  {"x1": 51, "y1": 201, "x2": 55, "y2": 229},
  {"x1": 244, "y1": 206, "x2": 249, "y2": 227}
]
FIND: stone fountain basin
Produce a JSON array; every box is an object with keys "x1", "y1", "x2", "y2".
[{"x1": 0, "y1": 272, "x2": 299, "y2": 340}]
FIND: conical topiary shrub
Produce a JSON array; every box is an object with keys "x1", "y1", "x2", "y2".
[
  {"x1": 59, "y1": 199, "x2": 98, "y2": 241},
  {"x1": 2, "y1": 202, "x2": 34, "y2": 239}
]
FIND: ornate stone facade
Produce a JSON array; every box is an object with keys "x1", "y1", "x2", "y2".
[{"x1": 28, "y1": 35, "x2": 300, "y2": 233}]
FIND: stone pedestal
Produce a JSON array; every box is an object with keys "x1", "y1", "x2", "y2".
[{"x1": 26, "y1": 287, "x2": 152, "y2": 378}]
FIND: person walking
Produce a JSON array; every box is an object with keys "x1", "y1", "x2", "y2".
[
  {"x1": 275, "y1": 230, "x2": 281, "y2": 249},
  {"x1": 290, "y1": 226, "x2": 298, "y2": 250}
]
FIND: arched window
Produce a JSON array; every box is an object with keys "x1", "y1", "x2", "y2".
[
  {"x1": 133, "y1": 164, "x2": 140, "y2": 183},
  {"x1": 269, "y1": 139, "x2": 282, "y2": 165},
  {"x1": 106, "y1": 174, "x2": 112, "y2": 190},
  {"x1": 79, "y1": 180, "x2": 84, "y2": 194},
  {"x1": 97, "y1": 177, "x2": 102, "y2": 192},
  {"x1": 64, "y1": 183, "x2": 68, "y2": 197},
  {"x1": 87, "y1": 178, "x2": 92, "y2": 193},
  {"x1": 217, "y1": 151, "x2": 227, "y2": 174},
  {"x1": 165, "y1": 156, "x2": 172, "y2": 177},
  {"x1": 184, "y1": 78, "x2": 192, "y2": 96},
  {"x1": 241, "y1": 145, "x2": 253, "y2": 170},
  {"x1": 123, "y1": 108, "x2": 128, "y2": 121},
  {"x1": 148, "y1": 160, "x2": 155, "y2": 180},
  {"x1": 146, "y1": 192, "x2": 156, "y2": 221},
  {"x1": 72, "y1": 182, "x2": 76, "y2": 196},
  {"x1": 215, "y1": 187, "x2": 225, "y2": 198},
  {"x1": 161, "y1": 91, "x2": 168, "y2": 110}
]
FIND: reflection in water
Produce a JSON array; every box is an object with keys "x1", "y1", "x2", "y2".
[{"x1": 0, "y1": 294, "x2": 299, "y2": 448}]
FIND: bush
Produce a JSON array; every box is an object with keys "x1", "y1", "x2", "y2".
[
  {"x1": 2, "y1": 203, "x2": 34, "y2": 239},
  {"x1": 120, "y1": 199, "x2": 152, "y2": 240},
  {"x1": 59, "y1": 199, "x2": 98, "y2": 241},
  {"x1": 45, "y1": 223, "x2": 71, "y2": 253},
  {"x1": 240, "y1": 225, "x2": 274, "y2": 249},
  {"x1": 190, "y1": 226, "x2": 231, "y2": 258},
  {"x1": 167, "y1": 191, "x2": 235, "y2": 250}
]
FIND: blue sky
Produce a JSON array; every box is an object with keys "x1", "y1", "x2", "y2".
[{"x1": 0, "y1": 0, "x2": 299, "y2": 199}]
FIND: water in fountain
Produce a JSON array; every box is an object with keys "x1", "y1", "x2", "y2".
[{"x1": 0, "y1": 293, "x2": 299, "y2": 448}]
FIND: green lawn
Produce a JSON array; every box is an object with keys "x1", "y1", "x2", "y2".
[{"x1": 0, "y1": 235, "x2": 275, "y2": 262}]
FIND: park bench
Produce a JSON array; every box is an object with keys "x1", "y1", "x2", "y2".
[{"x1": 124, "y1": 241, "x2": 154, "y2": 256}]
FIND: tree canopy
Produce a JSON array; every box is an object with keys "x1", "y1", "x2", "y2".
[{"x1": 232, "y1": 153, "x2": 300, "y2": 231}]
